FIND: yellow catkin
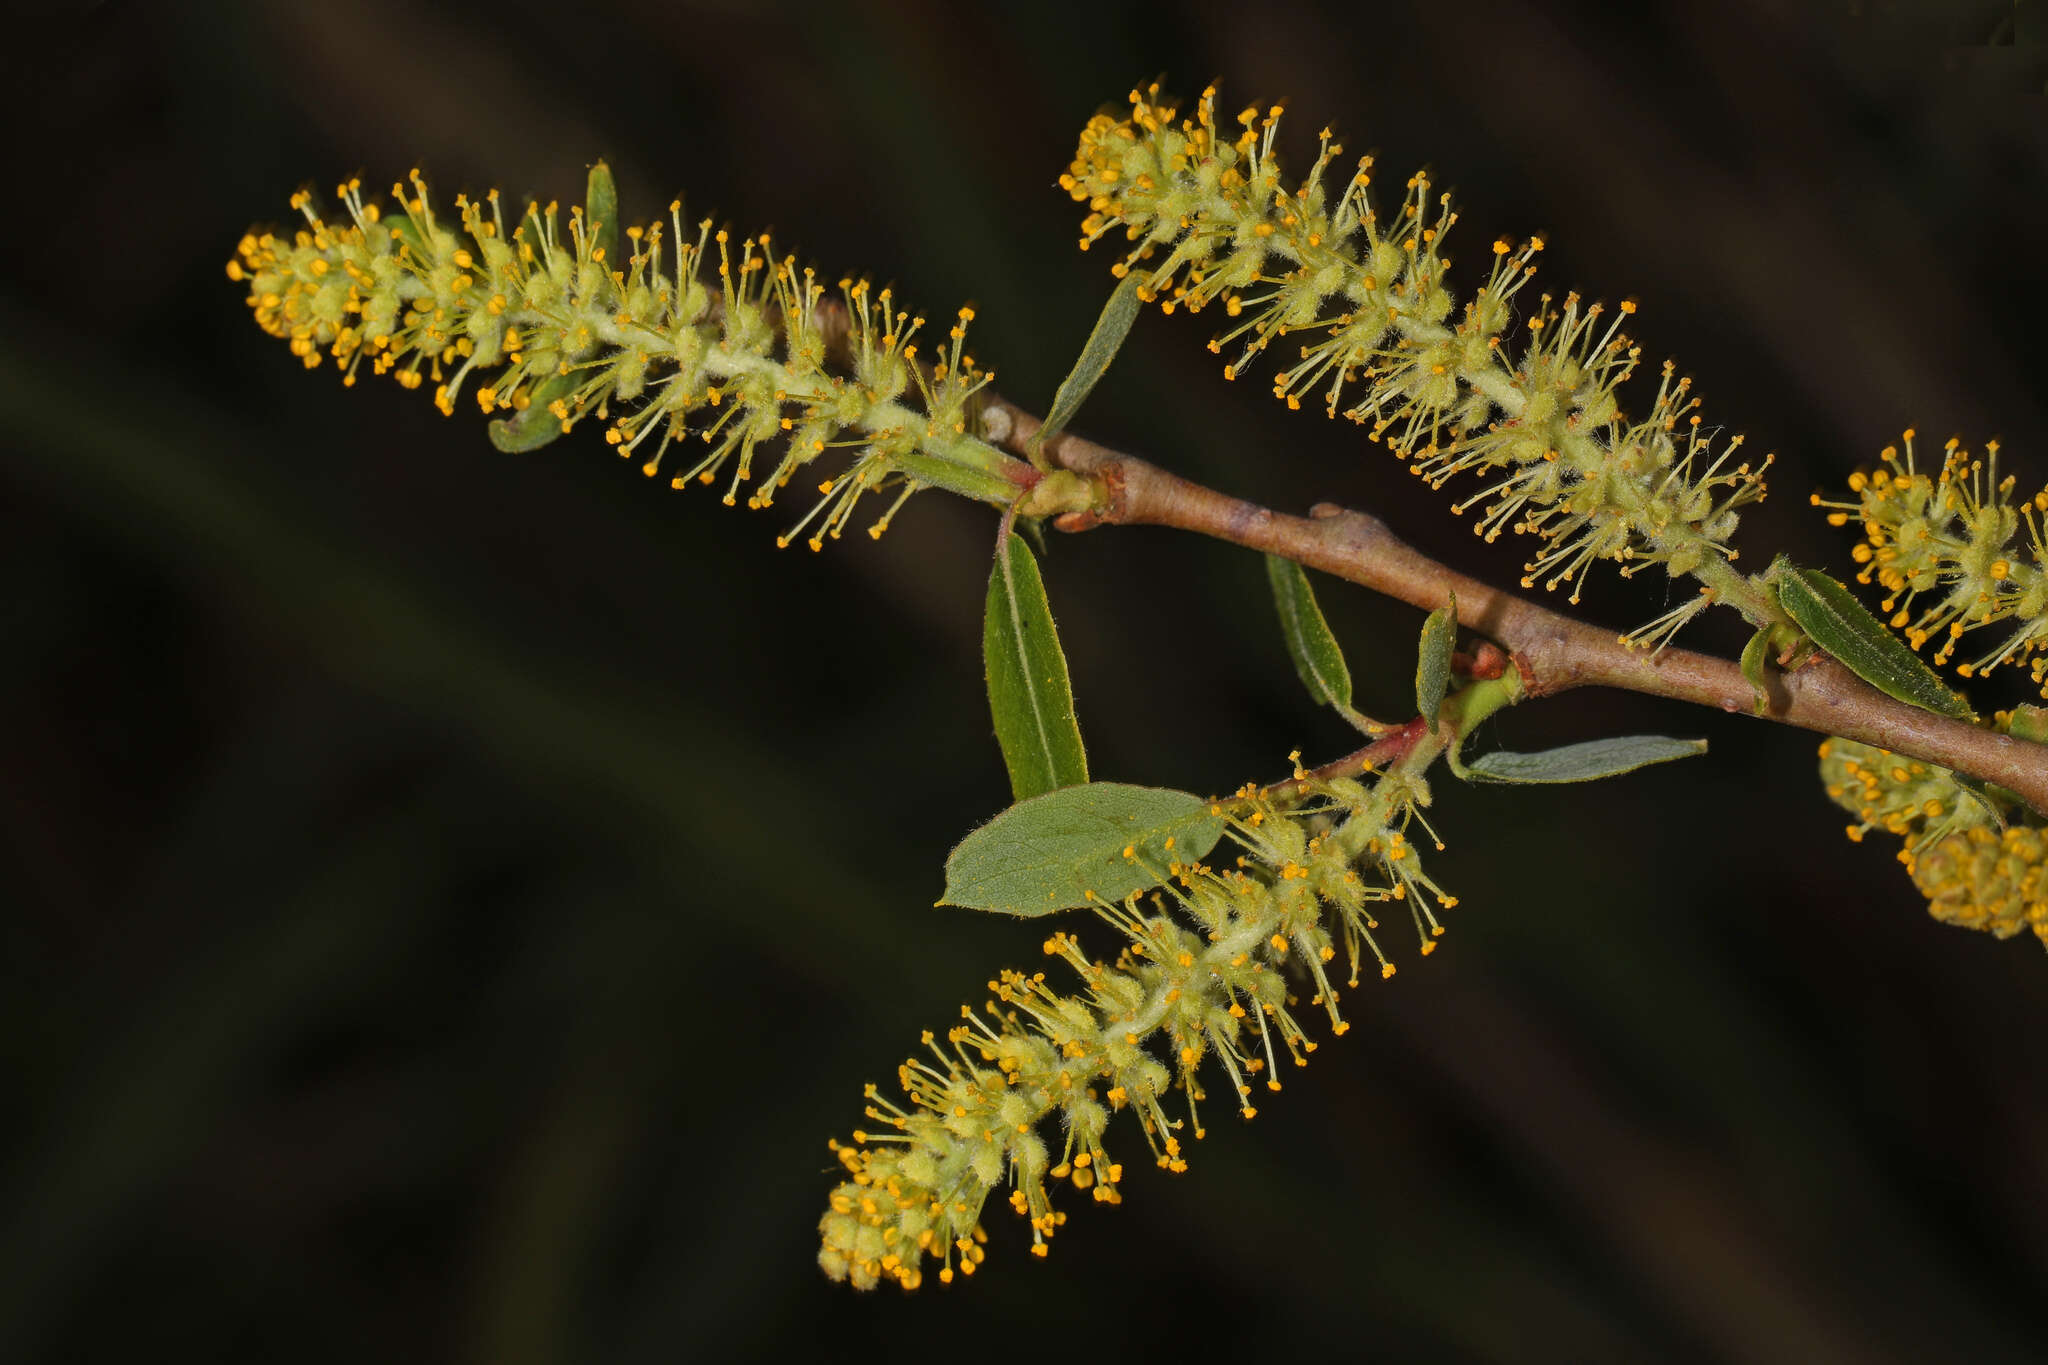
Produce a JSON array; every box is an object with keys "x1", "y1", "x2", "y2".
[
  {"x1": 1063, "y1": 83, "x2": 1771, "y2": 649},
  {"x1": 1812, "y1": 432, "x2": 2048, "y2": 699},
  {"x1": 1911, "y1": 825, "x2": 2048, "y2": 942},
  {"x1": 819, "y1": 767, "x2": 1455, "y2": 1289},
  {"x1": 1819, "y1": 735, "x2": 2047, "y2": 947},
  {"x1": 230, "y1": 169, "x2": 1021, "y2": 547}
]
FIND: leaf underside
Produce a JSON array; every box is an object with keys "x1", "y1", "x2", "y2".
[
  {"x1": 942, "y1": 783, "x2": 1225, "y2": 916},
  {"x1": 1462, "y1": 735, "x2": 1709, "y2": 784}
]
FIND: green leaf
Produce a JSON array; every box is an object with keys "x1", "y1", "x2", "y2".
[
  {"x1": 1740, "y1": 623, "x2": 1772, "y2": 716},
  {"x1": 942, "y1": 783, "x2": 1225, "y2": 915},
  {"x1": 891, "y1": 450, "x2": 1022, "y2": 506},
  {"x1": 985, "y1": 531, "x2": 1088, "y2": 800},
  {"x1": 1264, "y1": 555, "x2": 1353, "y2": 711},
  {"x1": 584, "y1": 160, "x2": 619, "y2": 266},
  {"x1": 487, "y1": 162, "x2": 616, "y2": 455},
  {"x1": 486, "y1": 371, "x2": 581, "y2": 453},
  {"x1": 1416, "y1": 592, "x2": 1457, "y2": 732},
  {"x1": 1773, "y1": 560, "x2": 1976, "y2": 721},
  {"x1": 384, "y1": 211, "x2": 427, "y2": 260},
  {"x1": 1027, "y1": 274, "x2": 1144, "y2": 462},
  {"x1": 1463, "y1": 735, "x2": 1709, "y2": 784},
  {"x1": 1016, "y1": 512, "x2": 1049, "y2": 558}
]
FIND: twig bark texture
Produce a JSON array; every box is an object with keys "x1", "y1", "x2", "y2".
[{"x1": 983, "y1": 395, "x2": 2048, "y2": 815}]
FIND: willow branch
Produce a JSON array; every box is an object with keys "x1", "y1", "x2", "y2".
[{"x1": 981, "y1": 395, "x2": 2048, "y2": 816}]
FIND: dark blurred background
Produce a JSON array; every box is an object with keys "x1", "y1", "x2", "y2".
[{"x1": 3, "y1": 1, "x2": 2044, "y2": 1360}]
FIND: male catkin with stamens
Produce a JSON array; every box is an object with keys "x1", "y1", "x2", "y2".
[
  {"x1": 1063, "y1": 84, "x2": 1777, "y2": 649},
  {"x1": 819, "y1": 763, "x2": 1457, "y2": 1289},
  {"x1": 228, "y1": 167, "x2": 1031, "y2": 548},
  {"x1": 1813, "y1": 430, "x2": 2048, "y2": 698}
]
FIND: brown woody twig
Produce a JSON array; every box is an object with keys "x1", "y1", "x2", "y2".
[{"x1": 981, "y1": 394, "x2": 2048, "y2": 816}]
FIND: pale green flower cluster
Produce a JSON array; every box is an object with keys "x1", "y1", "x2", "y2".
[
  {"x1": 819, "y1": 768, "x2": 1454, "y2": 1289},
  {"x1": 1063, "y1": 85, "x2": 1773, "y2": 646}
]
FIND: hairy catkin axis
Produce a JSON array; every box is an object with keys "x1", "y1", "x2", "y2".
[{"x1": 1064, "y1": 84, "x2": 1776, "y2": 648}]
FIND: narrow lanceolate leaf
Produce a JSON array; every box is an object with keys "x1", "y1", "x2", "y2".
[
  {"x1": 584, "y1": 159, "x2": 619, "y2": 264},
  {"x1": 487, "y1": 165, "x2": 619, "y2": 453},
  {"x1": 985, "y1": 531, "x2": 1088, "y2": 800},
  {"x1": 1739, "y1": 623, "x2": 1773, "y2": 716},
  {"x1": 892, "y1": 450, "x2": 1024, "y2": 506},
  {"x1": 384, "y1": 211, "x2": 427, "y2": 259},
  {"x1": 1464, "y1": 735, "x2": 1709, "y2": 784},
  {"x1": 942, "y1": 783, "x2": 1225, "y2": 915},
  {"x1": 1416, "y1": 592, "x2": 1457, "y2": 732},
  {"x1": 1027, "y1": 273, "x2": 1144, "y2": 461},
  {"x1": 1774, "y1": 561, "x2": 1976, "y2": 721},
  {"x1": 1265, "y1": 555, "x2": 1353, "y2": 711},
  {"x1": 487, "y1": 371, "x2": 581, "y2": 452}
]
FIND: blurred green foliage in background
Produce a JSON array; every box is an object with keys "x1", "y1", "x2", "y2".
[{"x1": 3, "y1": 1, "x2": 2044, "y2": 1359}]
